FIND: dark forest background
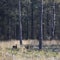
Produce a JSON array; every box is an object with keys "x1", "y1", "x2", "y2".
[{"x1": 0, "y1": 0, "x2": 60, "y2": 40}]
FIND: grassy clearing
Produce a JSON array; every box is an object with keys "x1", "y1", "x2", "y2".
[
  {"x1": 0, "y1": 40, "x2": 60, "y2": 60},
  {"x1": 1, "y1": 48, "x2": 60, "y2": 60}
]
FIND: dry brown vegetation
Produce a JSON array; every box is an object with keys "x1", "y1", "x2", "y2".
[
  {"x1": 22, "y1": 39, "x2": 60, "y2": 46},
  {"x1": 0, "y1": 39, "x2": 60, "y2": 49},
  {"x1": 0, "y1": 39, "x2": 60, "y2": 60}
]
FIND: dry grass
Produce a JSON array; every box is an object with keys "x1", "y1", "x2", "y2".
[
  {"x1": 0, "y1": 39, "x2": 60, "y2": 50},
  {"x1": 42, "y1": 40, "x2": 60, "y2": 45},
  {"x1": 0, "y1": 39, "x2": 60, "y2": 60},
  {"x1": 22, "y1": 39, "x2": 60, "y2": 46}
]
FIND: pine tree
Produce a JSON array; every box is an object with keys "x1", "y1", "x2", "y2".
[
  {"x1": 39, "y1": 0, "x2": 43, "y2": 50},
  {"x1": 19, "y1": 0, "x2": 22, "y2": 45},
  {"x1": 52, "y1": 0, "x2": 56, "y2": 39},
  {"x1": 31, "y1": 0, "x2": 34, "y2": 39},
  {"x1": 26, "y1": 0, "x2": 29, "y2": 39},
  {"x1": 51, "y1": 0, "x2": 56, "y2": 39}
]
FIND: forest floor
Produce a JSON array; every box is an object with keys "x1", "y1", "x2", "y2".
[{"x1": 0, "y1": 40, "x2": 60, "y2": 60}]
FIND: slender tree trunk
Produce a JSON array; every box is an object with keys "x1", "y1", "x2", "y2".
[
  {"x1": 14, "y1": 20, "x2": 16, "y2": 39},
  {"x1": 26, "y1": 0, "x2": 29, "y2": 39},
  {"x1": 51, "y1": 0, "x2": 56, "y2": 39},
  {"x1": 52, "y1": 0, "x2": 56, "y2": 39},
  {"x1": 7, "y1": 17, "x2": 10, "y2": 40},
  {"x1": 39, "y1": 0, "x2": 43, "y2": 50},
  {"x1": 31, "y1": 0, "x2": 34, "y2": 39},
  {"x1": 19, "y1": 0, "x2": 22, "y2": 45},
  {"x1": 8, "y1": 19, "x2": 11, "y2": 40},
  {"x1": 46, "y1": 10, "x2": 50, "y2": 37}
]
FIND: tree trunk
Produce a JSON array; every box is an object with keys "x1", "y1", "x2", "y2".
[
  {"x1": 39, "y1": 0, "x2": 43, "y2": 50},
  {"x1": 19, "y1": 0, "x2": 22, "y2": 45},
  {"x1": 31, "y1": 0, "x2": 34, "y2": 39},
  {"x1": 51, "y1": 0, "x2": 56, "y2": 40},
  {"x1": 26, "y1": 0, "x2": 29, "y2": 39},
  {"x1": 52, "y1": 0, "x2": 56, "y2": 39}
]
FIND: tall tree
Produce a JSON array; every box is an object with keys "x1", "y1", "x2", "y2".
[
  {"x1": 46, "y1": 10, "x2": 50, "y2": 37},
  {"x1": 26, "y1": 0, "x2": 29, "y2": 39},
  {"x1": 31, "y1": 0, "x2": 34, "y2": 39},
  {"x1": 19, "y1": 0, "x2": 22, "y2": 45},
  {"x1": 39, "y1": 0, "x2": 43, "y2": 49},
  {"x1": 50, "y1": 0, "x2": 56, "y2": 39},
  {"x1": 52, "y1": 0, "x2": 56, "y2": 39}
]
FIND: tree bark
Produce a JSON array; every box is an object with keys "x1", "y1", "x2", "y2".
[
  {"x1": 39, "y1": 0, "x2": 43, "y2": 50},
  {"x1": 31, "y1": 0, "x2": 34, "y2": 39},
  {"x1": 51, "y1": 0, "x2": 56, "y2": 40},
  {"x1": 19, "y1": 0, "x2": 22, "y2": 45}
]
